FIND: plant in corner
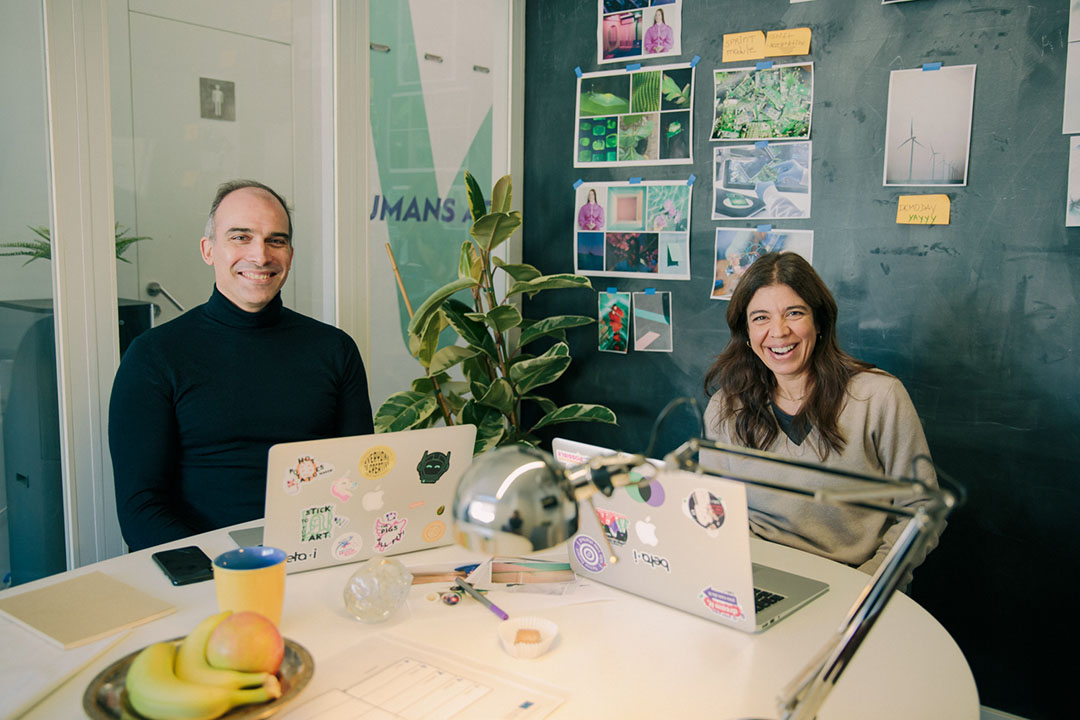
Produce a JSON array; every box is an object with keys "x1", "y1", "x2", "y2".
[
  {"x1": 374, "y1": 171, "x2": 617, "y2": 454},
  {"x1": 0, "y1": 223, "x2": 150, "y2": 264}
]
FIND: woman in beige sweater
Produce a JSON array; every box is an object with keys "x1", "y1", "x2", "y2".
[{"x1": 703, "y1": 252, "x2": 941, "y2": 585}]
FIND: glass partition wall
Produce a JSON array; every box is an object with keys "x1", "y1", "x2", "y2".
[{"x1": 0, "y1": 1, "x2": 62, "y2": 587}]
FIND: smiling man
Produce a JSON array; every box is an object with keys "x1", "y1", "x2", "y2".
[{"x1": 109, "y1": 180, "x2": 374, "y2": 551}]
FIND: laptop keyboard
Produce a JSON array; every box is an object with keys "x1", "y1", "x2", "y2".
[{"x1": 754, "y1": 587, "x2": 785, "y2": 612}]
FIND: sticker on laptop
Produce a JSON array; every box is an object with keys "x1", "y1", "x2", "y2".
[
  {"x1": 421, "y1": 520, "x2": 446, "y2": 543},
  {"x1": 634, "y1": 515, "x2": 660, "y2": 546},
  {"x1": 417, "y1": 449, "x2": 452, "y2": 484},
  {"x1": 283, "y1": 455, "x2": 334, "y2": 495},
  {"x1": 333, "y1": 514, "x2": 349, "y2": 528},
  {"x1": 700, "y1": 587, "x2": 743, "y2": 620},
  {"x1": 626, "y1": 476, "x2": 666, "y2": 507},
  {"x1": 331, "y1": 475, "x2": 359, "y2": 502},
  {"x1": 359, "y1": 445, "x2": 396, "y2": 480},
  {"x1": 300, "y1": 504, "x2": 337, "y2": 543},
  {"x1": 633, "y1": 549, "x2": 670, "y2": 572},
  {"x1": 683, "y1": 489, "x2": 726, "y2": 537},
  {"x1": 332, "y1": 531, "x2": 363, "y2": 561},
  {"x1": 373, "y1": 511, "x2": 408, "y2": 552},
  {"x1": 573, "y1": 535, "x2": 607, "y2": 573},
  {"x1": 595, "y1": 507, "x2": 629, "y2": 546}
]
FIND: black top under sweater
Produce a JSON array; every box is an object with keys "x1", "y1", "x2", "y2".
[{"x1": 109, "y1": 287, "x2": 374, "y2": 550}]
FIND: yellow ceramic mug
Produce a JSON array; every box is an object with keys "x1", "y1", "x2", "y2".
[{"x1": 212, "y1": 546, "x2": 287, "y2": 627}]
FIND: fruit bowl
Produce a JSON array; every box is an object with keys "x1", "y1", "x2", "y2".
[{"x1": 82, "y1": 638, "x2": 313, "y2": 720}]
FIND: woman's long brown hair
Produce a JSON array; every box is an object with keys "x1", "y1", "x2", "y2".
[{"x1": 703, "y1": 252, "x2": 875, "y2": 459}]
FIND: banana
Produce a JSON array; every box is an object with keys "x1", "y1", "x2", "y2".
[
  {"x1": 125, "y1": 642, "x2": 281, "y2": 720},
  {"x1": 175, "y1": 611, "x2": 273, "y2": 689}
]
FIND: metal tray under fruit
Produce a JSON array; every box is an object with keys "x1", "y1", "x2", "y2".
[{"x1": 82, "y1": 637, "x2": 313, "y2": 720}]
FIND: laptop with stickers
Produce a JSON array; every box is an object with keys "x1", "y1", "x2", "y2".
[
  {"x1": 552, "y1": 437, "x2": 828, "y2": 632},
  {"x1": 263, "y1": 424, "x2": 476, "y2": 574}
]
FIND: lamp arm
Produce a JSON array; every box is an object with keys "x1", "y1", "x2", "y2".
[{"x1": 665, "y1": 437, "x2": 957, "y2": 720}]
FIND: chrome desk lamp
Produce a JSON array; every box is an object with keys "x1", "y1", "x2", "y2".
[{"x1": 451, "y1": 435, "x2": 957, "y2": 720}]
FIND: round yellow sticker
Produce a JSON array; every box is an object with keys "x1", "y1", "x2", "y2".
[{"x1": 359, "y1": 445, "x2": 395, "y2": 479}]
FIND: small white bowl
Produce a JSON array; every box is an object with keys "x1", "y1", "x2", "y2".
[{"x1": 497, "y1": 616, "x2": 559, "y2": 659}]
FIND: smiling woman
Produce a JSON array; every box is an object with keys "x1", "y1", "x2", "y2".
[{"x1": 702, "y1": 252, "x2": 943, "y2": 587}]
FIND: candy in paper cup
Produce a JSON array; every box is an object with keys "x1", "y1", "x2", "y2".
[{"x1": 497, "y1": 616, "x2": 558, "y2": 659}]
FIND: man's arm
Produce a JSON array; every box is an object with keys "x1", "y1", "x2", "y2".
[
  {"x1": 336, "y1": 337, "x2": 375, "y2": 436},
  {"x1": 109, "y1": 338, "x2": 199, "y2": 551}
]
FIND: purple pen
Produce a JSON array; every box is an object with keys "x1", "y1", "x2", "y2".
[{"x1": 455, "y1": 578, "x2": 509, "y2": 620}]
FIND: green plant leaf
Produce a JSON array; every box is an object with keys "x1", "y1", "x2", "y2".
[
  {"x1": 374, "y1": 391, "x2": 439, "y2": 433},
  {"x1": 507, "y1": 274, "x2": 592, "y2": 298},
  {"x1": 470, "y1": 211, "x2": 522, "y2": 253},
  {"x1": 523, "y1": 394, "x2": 558, "y2": 416},
  {"x1": 411, "y1": 373, "x2": 450, "y2": 394},
  {"x1": 490, "y1": 175, "x2": 513, "y2": 214},
  {"x1": 477, "y1": 378, "x2": 516, "y2": 416},
  {"x1": 443, "y1": 299, "x2": 499, "y2": 360},
  {"x1": 464, "y1": 170, "x2": 487, "y2": 222},
  {"x1": 508, "y1": 342, "x2": 571, "y2": 394},
  {"x1": 458, "y1": 239, "x2": 483, "y2": 281},
  {"x1": 531, "y1": 403, "x2": 618, "y2": 431},
  {"x1": 462, "y1": 401, "x2": 506, "y2": 454},
  {"x1": 408, "y1": 310, "x2": 445, "y2": 368},
  {"x1": 462, "y1": 354, "x2": 492, "y2": 385},
  {"x1": 519, "y1": 315, "x2": 595, "y2": 347},
  {"x1": 429, "y1": 345, "x2": 478, "y2": 375},
  {"x1": 406, "y1": 276, "x2": 479, "y2": 337},
  {"x1": 492, "y1": 256, "x2": 541, "y2": 281},
  {"x1": 467, "y1": 305, "x2": 522, "y2": 334}
]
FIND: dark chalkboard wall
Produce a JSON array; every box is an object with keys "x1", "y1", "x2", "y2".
[{"x1": 522, "y1": 1, "x2": 1076, "y2": 718}]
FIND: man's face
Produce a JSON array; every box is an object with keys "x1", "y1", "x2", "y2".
[{"x1": 200, "y1": 187, "x2": 293, "y2": 313}]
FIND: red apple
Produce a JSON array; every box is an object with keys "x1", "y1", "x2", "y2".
[{"x1": 205, "y1": 611, "x2": 284, "y2": 674}]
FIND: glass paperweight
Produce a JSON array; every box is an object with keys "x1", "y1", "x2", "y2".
[{"x1": 343, "y1": 557, "x2": 413, "y2": 623}]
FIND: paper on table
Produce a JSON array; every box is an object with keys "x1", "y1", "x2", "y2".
[
  {"x1": 0, "y1": 616, "x2": 131, "y2": 718},
  {"x1": 0, "y1": 570, "x2": 174, "y2": 649}
]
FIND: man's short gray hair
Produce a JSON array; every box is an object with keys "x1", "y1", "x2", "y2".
[{"x1": 203, "y1": 180, "x2": 293, "y2": 244}]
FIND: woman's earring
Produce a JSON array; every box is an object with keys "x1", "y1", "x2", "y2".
[{"x1": 745, "y1": 340, "x2": 750, "y2": 347}]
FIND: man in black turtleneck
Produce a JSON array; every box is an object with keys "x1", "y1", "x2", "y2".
[{"x1": 109, "y1": 180, "x2": 374, "y2": 551}]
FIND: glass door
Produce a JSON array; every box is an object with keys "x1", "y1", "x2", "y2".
[{"x1": 0, "y1": 0, "x2": 62, "y2": 587}]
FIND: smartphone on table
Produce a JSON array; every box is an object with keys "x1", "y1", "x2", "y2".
[{"x1": 151, "y1": 545, "x2": 214, "y2": 585}]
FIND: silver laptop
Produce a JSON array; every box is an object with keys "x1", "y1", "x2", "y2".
[
  {"x1": 263, "y1": 424, "x2": 476, "y2": 574},
  {"x1": 552, "y1": 437, "x2": 828, "y2": 632}
]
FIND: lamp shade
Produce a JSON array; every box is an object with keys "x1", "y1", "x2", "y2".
[{"x1": 451, "y1": 444, "x2": 578, "y2": 554}]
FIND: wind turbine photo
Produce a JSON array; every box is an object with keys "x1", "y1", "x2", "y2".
[{"x1": 883, "y1": 64, "x2": 976, "y2": 186}]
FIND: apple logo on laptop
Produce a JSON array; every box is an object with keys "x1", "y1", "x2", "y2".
[
  {"x1": 362, "y1": 486, "x2": 384, "y2": 511},
  {"x1": 635, "y1": 516, "x2": 659, "y2": 546}
]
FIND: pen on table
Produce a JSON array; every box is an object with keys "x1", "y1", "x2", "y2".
[{"x1": 455, "y1": 578, "x2": 509, "y2": 620}]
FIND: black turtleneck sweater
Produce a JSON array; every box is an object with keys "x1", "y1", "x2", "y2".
[{"x1": 109, "y1": 288, "x2": 374, "y2": 551}]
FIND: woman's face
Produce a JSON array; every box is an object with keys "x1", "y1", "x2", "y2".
[
  {"x1": 745, "y1": 283, "x2": 817, "y2": 385},
  {"x1": 654, "y1": 9, "x2": 663, "y2": 23},
  {"x1": 588, "y1": 189, "x2": 597, "y2": 203}
]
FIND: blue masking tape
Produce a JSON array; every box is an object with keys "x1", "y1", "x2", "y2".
[
  {"x1": 757, "y1": 224, "x2": 772, "y2": 233},
  {"x1": 645, "y1": 288, "x2": 657, "y2": 295},
  {"x1": 626, "y1": 63, "x2": 641, "y2": 71},
  {"x1": 629, "y1": 177, "x2": 643, "y2": 184},
  {"x1": 687, "y1": 174, "x2": 696, "y2": 185},
  {"x1": 606, "y1": 287, "x2": 618, "y2": 294},
  {"x1": 573, "y1": 179, "x2": 584, "y2": 189},
  {"x1": 635, "y1": 308, "x2": 668, "y2": 324},
  {"x1": 923, "y1": 62, "x2": 942, "y2": 71},
  {"x1": 690, "y1": 55, "x2": 701, "y2": 67},
  {"x1": 755, "y1": 140, "x2": 769, "y2": 149},
  {"x1": 756, "y1": 61, "x2": 774, "y2": 70},
  {"x1": 574, "y1": 66, "x2": 582, "y2": 77}
]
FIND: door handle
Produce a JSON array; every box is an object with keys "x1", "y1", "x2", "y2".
[{"x1": 146, "y1": 282, "x2": 186, "y2": 313}]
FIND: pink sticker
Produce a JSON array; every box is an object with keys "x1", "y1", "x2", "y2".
[{"x1": 373, "y1": 511, "x2": 408, "y2": 553}]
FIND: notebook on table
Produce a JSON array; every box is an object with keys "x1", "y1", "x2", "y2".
[
  {"x1": 552, "y1": 437, "x2": 828, "y2": 633},
  {"x1": 263, "y1": 424, "x2": 476, "y2": 574}
]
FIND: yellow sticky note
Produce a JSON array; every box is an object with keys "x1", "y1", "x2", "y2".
[
  {"x1": 896, "y1": 195, "x2": 950, "y2": 225},
  {"x1": 765, "y1": 28, "x2": 812, "y2": 57},
  {"x1": 723, "y1": 31, "x2": 766, "y2": 63}
]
